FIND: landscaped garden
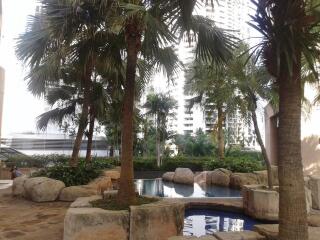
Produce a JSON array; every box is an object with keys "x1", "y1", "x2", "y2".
[{"x1": 1, "y1": 0, "x2": 320, "y2": 240}]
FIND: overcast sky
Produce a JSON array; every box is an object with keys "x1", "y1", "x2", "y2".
[
  {"x1": 0, "y1": 0, "x2": 261, "y2": 138},
  {"x1": 0, "y1": 0, "x2": 48, "y2": 137}
]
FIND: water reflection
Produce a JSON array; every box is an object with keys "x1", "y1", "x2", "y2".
[
  {"x1": 134, "y1": 179, "x2": 241, "y2": 198},
  {"x1": 184, "y1": 209, "x2": 262, "y2": 237}
]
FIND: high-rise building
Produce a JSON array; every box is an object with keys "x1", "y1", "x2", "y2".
[{"x1": 145, "y1": 0, "x2": 259, "y2": 149}]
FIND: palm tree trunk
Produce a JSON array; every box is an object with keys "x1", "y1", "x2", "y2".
[
  {"x1": 117, "y1": 21, "x2": 142, "y2": 205},
  {"x1": 251, "y1": 107, "x2": 273, "y2": 189},
  {"x1": 70, "y1": 61, "x2": 93, "y2": 167},
  {"x1": 156, "y1": 117, "x2": 161, "y2": 167},
  {"x1": 217, "y1": 106, "x2": 225, "y2": 160},
  {"x1": 85, "y1": 106, "x2": 95, "y2": 164},
  {"x1": 278, "y1": 61, "x2": 308, "y2": 240}
]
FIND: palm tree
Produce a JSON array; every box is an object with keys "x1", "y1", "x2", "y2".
[
  {"x1": 16, "y1": 0, "x2": 125, "y2": 167},
  {"x1": 185, "y1": 60, "x2": 237, "y2": 160},
  {"x1": 250, "y1": 1, "x2": 320, "y2": 239},
  {"x1": 143, "y1": 92, "x2": 177, "y2": 167},
  {"x1": 231, "y1": 44, "x2": 277, "y2": 189},
  {"x1": 96, "y1": 0, "x2": 235, "y2": 204}
]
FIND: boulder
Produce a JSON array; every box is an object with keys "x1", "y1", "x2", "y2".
[
  {"x1": 194, "y1": 171, "x2": 212, "y2": 186},
  {"x1": 88, "y1": 177, "x2": 113, "y2": 195},
  {"x1": 254, "y1": 166, "x2": 279, "y2": 186},
  {"x1": 173, "y1": 168, "x2": 194, "y2": 185},
  {"x1": 59, "y1": 185, "x2": 97, "y2": 202},
  {"x1": 12, "y1": 176, "x2": 28, "y2": 197},
  {"x1": 24, "y1": 177, "x2": 65, "y2": 202},
  {"x1": 103, "y1": 169, "x2": 120, "y2": 180},
  {"x1": 242, "y1": 185, "x2": 279, "y2": 221},
  {"x1": 229, "y1": 173, "x2": 259, "y2": 189},
  {"x1": 213, "y1": 230, "x2": 265, "y2": 240},
  {"x1": 64, "y1": 207, "x2": 129, "y2": 240},
  {"x1": 243, "y1": 184, "x2": 312, "y2": 221},
  {"x1": 129, "y1": 199, "x2": 185, "y2": 240},
  {"x1": 103, "y1": 169, "x2": 121, "y2": 190},
  {"x1": 211, "y1": 169, "x2": 232, "y2": 187},
  {"x1": 309, "y1": 175, "x2": 320, "y2": 210},
  {"x1": 162, "y1": 172, "x2": 175, "y2": 182}
]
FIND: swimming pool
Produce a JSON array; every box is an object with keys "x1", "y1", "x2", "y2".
[
  {"x1": 135, "y1": 178, "x2": 241, "y2": 198},
  {"x1": 184, "y1": 209, "x2": 264, "y2": 237}
]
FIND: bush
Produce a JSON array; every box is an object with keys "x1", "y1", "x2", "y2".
[
  {"x1": 204, "y1": 157, "x2": 265, "y2": 173},
  {"x1": 5, "y1": 155, "x2": 120, "y2": 169},
  {"x1": 33, "y1": 163, "x2": 102, "y2": 187}
]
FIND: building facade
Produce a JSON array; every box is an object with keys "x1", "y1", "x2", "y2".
[{"x1": 146, "y1": 0, "x2": 259, "y2": 149}]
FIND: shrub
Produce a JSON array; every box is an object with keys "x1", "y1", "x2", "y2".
[
  {"x1": 204, "y1": 157, "x2": 265, "y2": 173},
  {"x1": 33, "y1": 163, "x2": 102, "y2": 187},
  {"x1": 5, "y1": 155, "x2": 119, "y2": 169}
]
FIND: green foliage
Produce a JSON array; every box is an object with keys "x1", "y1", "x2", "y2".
[
  {"x1": 204, "y1": 157, "x2": 265, "y2": 173},
  {"x1": 33, "y1": 164, "x2": 102, "y2": 187},
  {"x1": 174, "y1": 129, "x2": 216, "y2": 157},
  {"x1": 5, "y1": 155, "x2": 119, "y2": 169}
]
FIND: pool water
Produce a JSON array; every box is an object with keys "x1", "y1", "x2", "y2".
[
  {"x1": 184, "y1": 209, "x2": 264, "y2": 237},
  {"x1": 135, "y1": 178, "x2": 241, "y2": 198}
]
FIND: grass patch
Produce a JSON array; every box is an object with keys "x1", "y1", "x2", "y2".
[{"x1": 90, "y1": 196, "x2": 159, "y2": 211}]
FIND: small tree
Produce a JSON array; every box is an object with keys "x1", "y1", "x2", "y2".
[{"x1": 143, "y1": 93, "x2": 177, "y2": 166}]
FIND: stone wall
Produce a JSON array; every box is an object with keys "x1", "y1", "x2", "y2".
[{"x1": 64, "y1": 196, "x2": 185, "y2": 240}]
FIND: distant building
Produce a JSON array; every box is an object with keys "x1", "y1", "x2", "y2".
[
  {"x1": 145, "y1": 0, "x2": 259, "y2": 149},
  {"x1": 265, "y1": 83, "x2": 320, "y2": 175}
]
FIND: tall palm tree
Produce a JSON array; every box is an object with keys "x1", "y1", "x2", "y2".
[
  {"x1": 95, "y1": 0, "x2": 235, "y2": 204},
  {"x1": 16, "y1": 0, "x2": 125, "y2": 167},
  {"x1": 231, "y1": 44, "x2": 277, "y2": 188},
  {"x1": 185, "y1": 60, "x2": 237, "y2": 160},
  {"x1": 143, "y1": 92, "x2": 177, "y2": 167},
  {"x1": 250, "y1": 1, "x2": 320, "y2": 239}
]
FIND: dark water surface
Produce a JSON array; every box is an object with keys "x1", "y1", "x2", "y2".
[
  {"x1": 135, "y1": 178, "x2": 241, "y2": 198},
  {"x1": 184, "y1": 209, "x2": 264, "y2": 237}
]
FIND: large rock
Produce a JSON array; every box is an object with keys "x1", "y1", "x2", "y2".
[
  {"x1": 213, "y1": 230, "x2": 265, "y2": 240},
  {"x1": 24, "y1": 177, "x2": 65, "y2": 202},
  {"x1": 229, "y1": 173, "x2": 259, "y2": 189},
  {"x1": 103, "y1": 169, "x2": 121, "y2": 190},
  {"x1": 173, "y1": 168, "x2": 194, "y2": 185},
  {"x1": 243, "y1": 185, "x2": 312, "y2": 221},
  {"x1": 194, "y1": 171, "x2": 212, "y2": 186},
  {"x1": 254, "y1": 166, "x2": 278, "y2": 186},
  {"x1": 309, "y1": 175, "x2": 320, "y2": 210},
  {"x1": 88, "y1": 176, "x2": 113, "y2": 195},
  {"x1": 12, "y1": 176, "x2": 28, "y2": 197},
  {"x1": 211, "y1": 169, "x2": 232, "y2": 187},
  {"x1": 162, "y1": 172, "x2": 175, "y2": 182},
  {"x1": 64, "y1": 207, "x2": 129, "y2": 240},
  {"x1": 243, "y1": 185, "x2": 279, "y2": 221},
  {"x1": 254, "y1": 224, "x2": 320, "y2": 240},
  {"x1": 59, "y1": 185, "x2": 97, "y2": 202},
  {"x1": 129, "y1": 199, "x2": 185, "y2": 240}
]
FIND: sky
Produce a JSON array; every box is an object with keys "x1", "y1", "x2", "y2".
[
  {"x1": 0, "y1": 0, "x2": 47, "y2": 137},
  {"x1": 0, "y1": 0, "x2": 260, "y2": 138}
]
